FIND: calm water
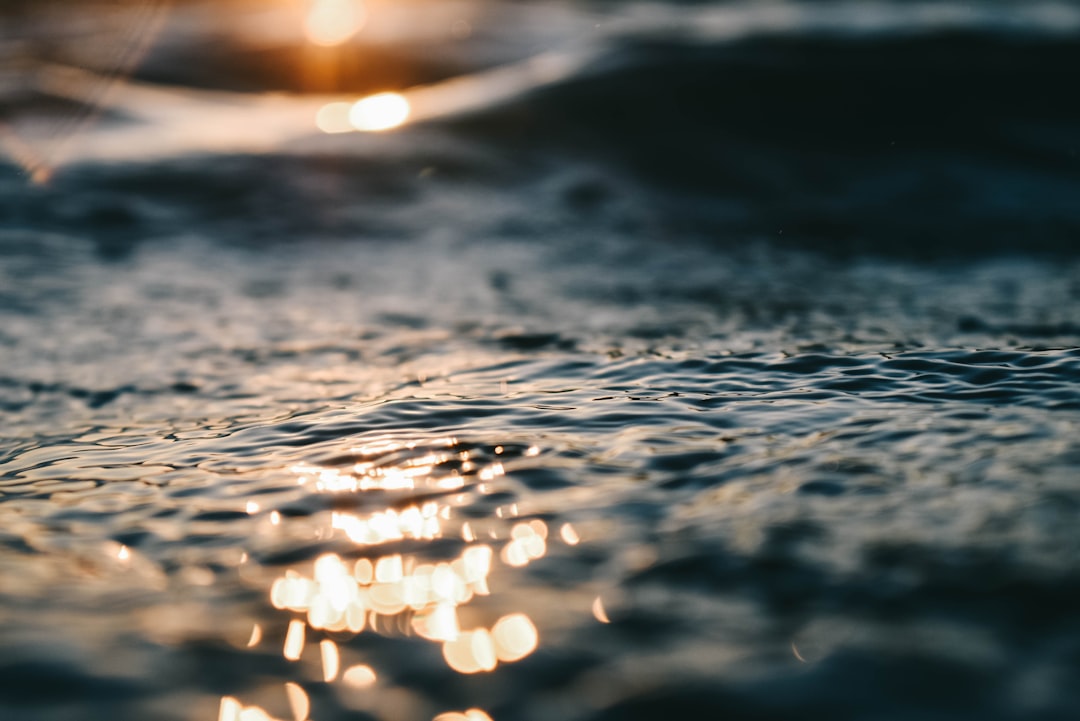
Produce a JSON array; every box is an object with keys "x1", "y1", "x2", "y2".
[{"x1": 2, "y1": 2, "x2": 1080, "y2": 720}]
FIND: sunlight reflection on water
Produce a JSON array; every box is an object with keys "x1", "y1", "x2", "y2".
[{"x1": 217, "y1": 436, "x2": 582, "y2": 721}]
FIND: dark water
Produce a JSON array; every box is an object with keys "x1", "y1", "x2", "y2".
[{"x1": 2, "y1": 2, "x2": 1080, "y2": 720}]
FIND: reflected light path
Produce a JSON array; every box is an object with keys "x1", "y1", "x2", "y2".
[{"x1": 221, "y1": 436, "x2": 585, "y2": 721}]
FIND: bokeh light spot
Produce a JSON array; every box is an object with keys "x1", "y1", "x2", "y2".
[{"x1": 350, "y1": 93, "x2": 411, "y2": 132}]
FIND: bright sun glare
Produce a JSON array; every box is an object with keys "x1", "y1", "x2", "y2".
[{"x1": 304, "y1": 0, "x2": 367, "y2": 47}]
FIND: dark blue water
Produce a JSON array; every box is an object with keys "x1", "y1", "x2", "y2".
[{"x1": 2, "y1": 2, "x2": 1080, "y2": 720}]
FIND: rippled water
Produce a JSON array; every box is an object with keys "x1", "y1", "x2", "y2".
[
  {"x1": 3, "y1": 2, "x2": 1080, "y2": 721},
  {"x1": 3, "y1": 229, "x2": 1079, "y2": 721}
]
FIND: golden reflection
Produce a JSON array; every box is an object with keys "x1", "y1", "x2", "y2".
[
  {"x1": 284, "y1": 682, "x2": 310, "y2": 721},
  {"x1": 218, "y1": 697, "x2": 243, "y2": 721},
  {"x1": 500, "y1": 521, "x2": 547, "y2": 568},
  {"x1": 560, "y1": 523, "x2": 581, "y2": 546},
  {"x1": 355, "y1": 558, "x2": 374, "y2": 584},
  {"x1": 592, "y1": 596, "x2": 610, "y2": 624},
  {"x1": 321, "y1": 639, "x2": 341, "y2": 681},
  {"x1": 413, "y1": 601, "x2": 460, "y2": 641},
  {"x1": 225, "y1": 438, "x2": 580, "y2": 717},
  {"x1": 491, "y1": 613, "x2": 539, "y2": 662},
  {"x1": 219, "y1": 697, "x2": 287, "y2": 721},
  {"x1": 332, "y1": 504, "x2": 442, "y2": 545},
  {"x1": 434, "y1": 710, "x2": 494, "y2": 721},
  {"x1": 479, "y1": 463, "x2": 505, "y2": 482},
  {"x1": 442, "y1": 628, "x2": 497, "y2": 674},
  {"x1": 271, "y1": 544, "x2": 497, "y2": 636},
  {"x1": 342, "y1": 664, "x2": 377, "y2": 688},
  {"x1": 349, "y1": 93, "x2": 411, "y2": 132},
  {"x1": 292, "y1": 446, "x2": 469, "y2": 492},
  {"x1": 284, "y1": 619, "x2": 306, "y2": 661},
  {"x1": 304, "y1": 0, "x2": 367, "y2": 47}
]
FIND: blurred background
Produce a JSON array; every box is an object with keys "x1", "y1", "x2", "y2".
[{"x1": 3, "y1": 0, "x2": 1080, "y2": 252}]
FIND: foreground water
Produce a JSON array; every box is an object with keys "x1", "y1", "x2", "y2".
[{"x1": 3, "y1": 2, "x2": 1080, "y2": 720}]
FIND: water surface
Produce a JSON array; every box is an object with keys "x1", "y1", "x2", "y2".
[{"x1": 2, "y1": 2, "x2": 1080, "y2": 720}]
